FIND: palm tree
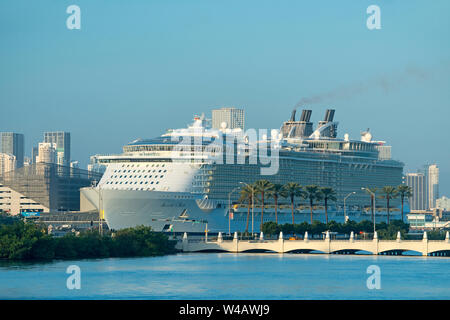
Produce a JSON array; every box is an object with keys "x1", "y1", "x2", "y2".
[
  {"x1": 268, "y1": 184, "x2": 286, "y2": 224},
  {"x1": 238, "y1": 185, "x2": 256, "y2": 234},
  {"x1": 254, "y1": 180, "x2": 274, "y2": 230},
  {"x1": 282, "y1": 182, "x2": 304, "y2": 225},
  {"x1": 380, "y1": 186, "x2": 398, "y2": 224},
  {"x1": 397, "y1": 185, "x2": 412, "y2": 222},
  {"x1": 364, "y1": 187, "x2": 378, "y2": 225},
  {"x1": 304, "y1": 185, "x2": 323, "y2": 224},
  {"x1": 320, "y1": 187, "x2": 337, "y2": 224}
]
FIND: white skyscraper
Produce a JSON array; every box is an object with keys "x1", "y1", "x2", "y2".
[
  {"x1": 212, "y1": 107, "x2": 245, "y2": 130},
  {"x1": 44, "y1": 132, "x2": 70, "y2": 166},
  {"x1": 0, "y1": 153, "x2": 16, "y2": 176},
  {"x1": 405, "y1": 173, "x2": 428, "y2": 211},
  {"x1": 427, "y1": 164, "x2": 439, "y2": 209},
  {"x1": 36, "y1": 142, "x2": 57, "y2": 164}
]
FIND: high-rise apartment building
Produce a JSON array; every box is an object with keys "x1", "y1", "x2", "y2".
[
  {"x1": 212, "y1": 107, "x2": 245, "y2": 130},
  {"x1": 0, "y1": 132, "x2": 24, "y2": 168},
  {"x1": 0, "y1": 153, "x2": 16, "y2": 176},
  {"x1": 405, "y1": 163, "x2": 440, "y2": 211},
  {"x1": 36, "y1": 142, "x2": 56, "y2": 164},
  {"x1": 405, "y1": 173, "x2": 428, "y2": 211},
  {"x1": 426, "y1": 164, "x2": 439, "y2": 209},
  {"x1": 44, "y1": 132, "x2": 70, "y2": 166}
]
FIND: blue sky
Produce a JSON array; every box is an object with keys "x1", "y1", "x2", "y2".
[{"x1": 1, "y1": 0, "x2": 449, "y2": 195}]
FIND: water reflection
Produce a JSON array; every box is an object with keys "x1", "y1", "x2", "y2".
[{"x1": 0, "y1": 253, "x2": 449, "y2": 299}]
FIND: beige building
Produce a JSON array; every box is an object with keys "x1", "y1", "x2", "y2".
[
  {"x1": 0, "y1": 183, "x2": 49, "y2": 215},
  {"x1": 0, "y1": 153, "x2": 16, "y2": 176},
  {"x1": 36, "y1": 142, "x2": 56, "y2": 164},
  {"x1": 436, "y1": 196, "x2": 450, "y2": 211}
]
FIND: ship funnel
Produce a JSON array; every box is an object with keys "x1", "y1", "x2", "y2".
[
  {"x1": 299, "y1": 109, "x2": 312, "y2": 122},
  {"x1": 290, "y1": 109, "x2": 296, "y2": 122},
  {"x1": 281, "y1": 108, "x2": 313, "y2": 138},
  {"x1": 324, "y1": 109, "x2": 335, "y2": 122}
]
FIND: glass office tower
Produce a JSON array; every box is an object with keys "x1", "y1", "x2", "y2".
[{"x1": 0, "y1": 132, "x2": 24, "y2": 168}]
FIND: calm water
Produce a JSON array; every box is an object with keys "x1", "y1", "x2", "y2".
[{"x1": 0, "y1": 253, "x2": 449, "y2": 299}]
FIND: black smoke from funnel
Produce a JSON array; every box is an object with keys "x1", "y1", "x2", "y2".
[{"x1": 294, "y1": 65, "x2": 433, "y2": 107}]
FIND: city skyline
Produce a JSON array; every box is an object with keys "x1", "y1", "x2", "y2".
[{"x1": 1, "y1": 0, "x2": 449, "y2": 195}]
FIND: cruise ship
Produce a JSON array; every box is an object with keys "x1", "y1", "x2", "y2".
[{"x1": 81, "y1": 108, "x2": 404, "y2": 233}]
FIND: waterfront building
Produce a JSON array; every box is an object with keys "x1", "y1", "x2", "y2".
[
  {"x1": 426, "y1": 164, "x2": 439, "y2": 209},
  {"x1": 0, "y1": 132, "x2": 24, "y2": 168},
  {"x1": 0, "y1": 153, "x2": 16, "y2": 176},
  {"x1": 436, "y1": 196, "x2": 450, "y2": 211},
  {"x1": 405, "y1": 164, "x2": 440, "y2": 211},
  {"x1": 405, "y1": 173, "x2": 428, "y2": 211},
  {"x1": 0, "y1": 163, "x2": 102, "y2": 215},
  {"x1": 44, "y1": 132, "x2": 71, "y2": 166},
  {"x1": 0, "y1": 183, "x2": 49, "y2": 215},
  {"x1": 405, "y1": 173, "x2": 428, "y2": 212},
  {"x1": 212, "y1": 107, "x2": 245, "y2": 130},
  {"x1": 36, "y1": 142, "x2": 57, "y2": 164}
]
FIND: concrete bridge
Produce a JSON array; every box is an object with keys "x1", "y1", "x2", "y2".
[{"x1": 177, "y1": 231, "x2": 450, "y2": 257}]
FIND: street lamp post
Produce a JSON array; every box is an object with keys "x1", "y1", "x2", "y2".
[
  {"x1": 362, "y1": 187, "x2": 376, "y2": 235},
  {"x1": 98, "y1": 184, "x2": 103, "y2": 236},
  {"x1": 344, "y1": 192, "x2": 356, "y2": 223},
  {"x1": 239, "y1": 182, "x2": 255, "y2": 237},
  {"x1": 228, "y1": 186, "x2": 241, "y2": 236}
]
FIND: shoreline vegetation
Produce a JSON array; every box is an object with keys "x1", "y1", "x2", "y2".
[
  {"x1": 1, "y1": 214, "x2": 446, "y2": 262},
  {"x1": 0, "y1": 214, "x2": 177, "y2": 261},
  {"x1": 260, "y1": 220, "x2": 447, "y2": 240}
]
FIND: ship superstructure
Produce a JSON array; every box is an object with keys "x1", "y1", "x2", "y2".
[{"x1": 81, "y1": 109, "x2": 404, "y2": 233}]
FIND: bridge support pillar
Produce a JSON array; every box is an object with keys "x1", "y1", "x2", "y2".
[
  {"x1": 373, "y1": 232, "x2": 379, "y2": 255},
  {"x1": 278, "y1": 232, "x2": 284, "y2": 253},
  {"x1": 446, "y1": 231, "x2": 449, "y2": 243},
  {"x1": 422, "y1": 232, "x2": 428, "y2": 256},
  {"x1": 233, "y1": 231, "x2": 239, "y2": 252},
  {"x1": 324, "y1": 231, "x2": 331, "y2": 253}
]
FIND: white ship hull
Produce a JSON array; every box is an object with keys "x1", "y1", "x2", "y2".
[
  {"x1": 81, "y1": 187, "x2": 395, "y2": 233},
  {"x1": 83, "y1": 111, "x2": 404, "y2": 233}
]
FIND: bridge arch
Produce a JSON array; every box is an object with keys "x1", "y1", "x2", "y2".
[
  {"x1": 330, "y1": 249, "x2": 374, "y2": 255},
  {"x1": 285, "y1": 249, "x2": 326, "y2": 254},
  {"x1": 428, "y1": 250, "x2": 450, "y2": 257},
  {"x1": 378, "y1": 249, "x2": 423, "y2": 256},
  {"x1": 241, "y1": 249, "x2": 278, "y2": 253},
  {"x1": 197, "y1": 249, "x2": 230, "y2": 253}
]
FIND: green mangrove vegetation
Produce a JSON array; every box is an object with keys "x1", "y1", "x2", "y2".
[{"x1": 0, "y1": 215, "x2": 177, "y2": 261}]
